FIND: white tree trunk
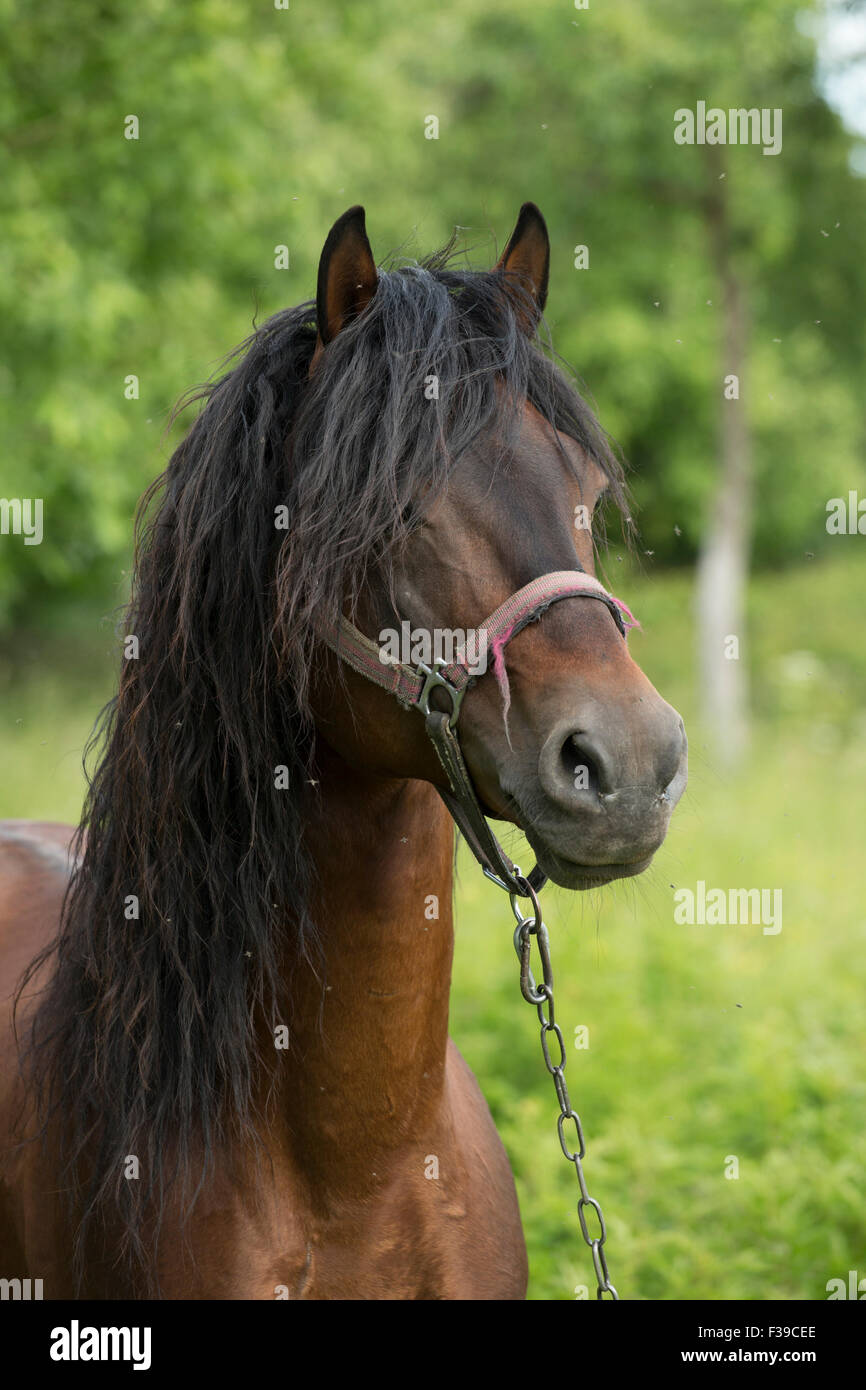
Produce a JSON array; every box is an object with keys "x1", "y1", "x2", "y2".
[{"x1": 696, "y1": 164, "x2": 752, "y2": 765}]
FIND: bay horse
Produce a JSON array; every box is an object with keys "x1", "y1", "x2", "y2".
[{"x1": 0, "y1": 204, "x2": 686, "y2": 1299}]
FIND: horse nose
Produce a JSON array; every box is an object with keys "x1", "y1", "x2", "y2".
[{"x1": 538, "y1": 708, "x2": 687, "y2": 811}]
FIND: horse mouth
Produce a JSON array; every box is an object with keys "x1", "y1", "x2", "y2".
[
  {"x1": 525, "y1": 840, "x2": 655, "y2": 890},
  {"x1": 488, "y1": 788, "x2": 659, "y2": 890}
]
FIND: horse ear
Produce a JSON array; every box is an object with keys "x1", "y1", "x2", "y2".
[
  {"x1": 315, "y1": 205, "x2": 378, "y2": 350},
  {"x1": 494, "y1": 202, "x2": 550, "y2": 334}
]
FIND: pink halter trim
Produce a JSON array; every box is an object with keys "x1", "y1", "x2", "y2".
[
  {"x1": 484, "y1": 571, "x2": 638, "y2": 731},
  {"x1": 319, "y1": 569, "x2": 637, "y2": 723}
]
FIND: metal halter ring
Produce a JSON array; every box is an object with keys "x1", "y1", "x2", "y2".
[
  {"x1": 510, "y1": 875, "x2": 550, "y2": 1006},
  {"x1": 415, "y1": 658, "x2": 466, "y2": 730},
  {"x1": 509, "y1": 871, "x2": 542, "y2": 925}
]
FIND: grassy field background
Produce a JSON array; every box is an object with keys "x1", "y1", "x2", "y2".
[{"x1": 1, "y1": 550, "x2": 864, "y2": 1300}]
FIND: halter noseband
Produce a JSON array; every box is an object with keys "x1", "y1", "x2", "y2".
[{"x1": 319, "y1": 570, "x2": 637, "y2": 898}]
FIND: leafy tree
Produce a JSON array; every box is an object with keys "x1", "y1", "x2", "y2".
[{"x1": 1, "y1": 0, "x2": 863, "y2": 749}]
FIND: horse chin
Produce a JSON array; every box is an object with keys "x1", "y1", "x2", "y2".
[{"x1": 525, "y1": 839, "x2": 655, "y2": 891}]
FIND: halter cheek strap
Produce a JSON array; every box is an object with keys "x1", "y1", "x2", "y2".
[{"x1": 318, "y1": 570, "x2": 637, "y2": 896}]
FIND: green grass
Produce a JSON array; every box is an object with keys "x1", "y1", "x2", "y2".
[
  {"x1": 0, "y1": 610, "x2": 118, "y2": 823},
  {"x1": 2, "y1": 553, "x2": 864, "y2": 1300},
  {"x1": 452, "y1": 550, "x2": 866, "y2": 1300}
]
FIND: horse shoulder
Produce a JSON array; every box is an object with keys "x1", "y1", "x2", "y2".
[
  {"x1": 441, "y1": 1037, "x2": 529, "y2": 1297},
  {"x1": 0, "y1": 823, "x2": 77, "y2": 1286},
  {"x1": 0, "y1": 821, "x2": 75, "y2": 985}
]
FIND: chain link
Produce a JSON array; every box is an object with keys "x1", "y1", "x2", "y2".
[{"x1": 509, "y1": 873, "x2": 619, "y2": 1300}]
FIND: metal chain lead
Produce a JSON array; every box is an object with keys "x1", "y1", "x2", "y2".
[{"x1": 509, "y1": 872, "x2": 619, "y2": 1300}]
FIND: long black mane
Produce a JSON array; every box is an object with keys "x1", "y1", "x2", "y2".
[{"x1": 16, "y1": 240, "x2": 626, "y2": 1287}]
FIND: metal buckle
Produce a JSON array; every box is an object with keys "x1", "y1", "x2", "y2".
[{"x1": 415, "y1": 659, "x2": 465, "y2": 730}]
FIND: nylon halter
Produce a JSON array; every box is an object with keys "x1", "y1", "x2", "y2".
[{"x1": 319, "y1": 569, "x2": 637, "y2": 897}]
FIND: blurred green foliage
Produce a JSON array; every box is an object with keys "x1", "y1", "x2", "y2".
[{"x1": 1, "y1": 0, "x2": 865, "y2": 628}]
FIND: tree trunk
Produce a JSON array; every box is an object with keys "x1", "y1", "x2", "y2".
[{"x1": 696, "y1": 153, "x2": 752, "y2": 765}]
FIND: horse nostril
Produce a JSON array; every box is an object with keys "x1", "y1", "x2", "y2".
[{"x1": 563, "y1": 733, "x2": 609, "y2": 796}]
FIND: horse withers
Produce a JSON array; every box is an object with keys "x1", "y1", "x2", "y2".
[{"x1": 0, "y1": 203, "x2": 686, "y2": 1299}]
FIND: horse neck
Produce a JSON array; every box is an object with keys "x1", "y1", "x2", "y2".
[{"x1": 274, "y1": 737, "x2": 456, "y2": 1191}]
